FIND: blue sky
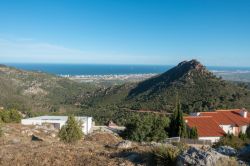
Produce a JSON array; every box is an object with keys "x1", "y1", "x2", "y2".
[{"x1": 0, "y1": 0, "x2": 250, "y2": 66}]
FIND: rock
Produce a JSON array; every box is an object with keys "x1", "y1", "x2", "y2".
[
  {"x1": 216, "y1": 146, "x2": 237, "y2": 156},
  {"x1": 239, "y1": 145, "x2": 250, "y2": 162},
  {"x1": 50, "y1": 133, "x2": 56, "y2": 138},
  {"x1": 31, "y1": 134, "x2": 44, "y2": 141},
  {"x1": 116, "y1": 140, "x2": 132, "y2": 149},
  {"x1": 11, "y1": 138, "x2": 20, "y2": 144},
  {"x1": 177, "y1": 147, "x2": 229, "y2": 166}
]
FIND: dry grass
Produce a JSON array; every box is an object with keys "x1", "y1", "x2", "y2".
[{"x1": 0, "y1": 124, "x2": 149, "y2": 166}]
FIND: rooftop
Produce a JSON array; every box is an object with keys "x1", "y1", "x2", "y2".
[
  {"x1": 184, "y1": 116, "x2": 225, "y2": 137},
  {"x1": 199, "y1": 109, "x2": 250, "y2": 126}
]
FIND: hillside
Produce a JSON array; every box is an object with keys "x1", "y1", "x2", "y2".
[
  {"x1": 125, "y1": 60, "x2": 250, "y2": 112},
  {"x1": 85, "y1": 60, "x2": 250, "y2": 115},
  {"x1": 0, "y1": 65, "x2": 96, "y2": 114}
]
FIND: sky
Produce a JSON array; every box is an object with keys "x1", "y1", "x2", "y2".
[{"x1": 0, "y1": 0, "x2": 250, "y2": 66}]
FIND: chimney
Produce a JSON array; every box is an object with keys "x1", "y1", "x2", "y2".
[
  {"x1": 240, "y1": 108, "x2": 248, "y2": 118},
  {"x1": 190, "y1": 112, "x2": 200, "y2": 116}
]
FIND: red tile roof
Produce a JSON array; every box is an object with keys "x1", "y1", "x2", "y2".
[
  {"x1": 184, "y1": 116, "x2": 225, "y2": 137},
  {"x1": 199, "y1": 109, "x2": 250, "y2": 127}
]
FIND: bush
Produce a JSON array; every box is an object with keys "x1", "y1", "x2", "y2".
[
  {"x1": 152, "y1": 145, "x2": 180, "y2": 166},
  {"x1": 214, "y1": 134, "x2": 249, "y2": 150},
  {"x1": 246, "y1": 125, "x2": 250, "y2": 139},
  {"x1": 58, "y1": 115, "x2": 83, "y2": 143},
  {"x1": 122, "y1": 114, "x2": 169, "y2": 142},
  {"x1": 188, "y1": 127, "x2": 198, "y2": 139},
  {"x1": 0, "y1": 109, "x2": 22, "y2": 123},
  {"x1": 239, "y1": 132, "x2": 247, "y2": 141}
]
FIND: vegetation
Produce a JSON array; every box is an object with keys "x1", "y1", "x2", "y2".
[
  {"x1": 152, "y1": 145, "x2": 180, "y2": 166},
  {"x1": 214, "y1": 133, "x2": 250, "y2": 150},
  {"x1": 82, "y1": 60, "x2": 250, "y2": 119},
  {"x1": 58, "y1": 115, "x2": 83, "y2": 143},
  {"x1": 122, "y1": 114, "x2": 169, "y2": 142},
  {"x1": 169, "y1": 98, "x2": 187, "y2": 138},
  {"x1": 187, "y1": 127, "x2": 198, "y2": 139},
  {"x1": 246, "y1": 125, "x2": 250, "y2": 139},
  {"x1": 0, "y1": 65, "x2": 97, "y2": 114},
  {"x1": 0, "y1": 123, "x2": 3, "y2": 137},
  {"x1": 0, "y1": 109, "x2": 22, "y2": 123}
]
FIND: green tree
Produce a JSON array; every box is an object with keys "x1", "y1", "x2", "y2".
[
  {"x1": 58, "y1": 115, "x2": 83, "y2": 143},
  {"x1": 188, "y1": 127, "x2": 198, "y2": 139},
  {"x1": 169, "y1": 97, "x2": 187, "y2": 138},
  {"x1": 122, "y1": 114, "x2": 169, "y2": 142}
]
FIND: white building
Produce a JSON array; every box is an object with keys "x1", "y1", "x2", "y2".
[{"x1": 21, "y1": 116, "x2": 93, "y2": 134}]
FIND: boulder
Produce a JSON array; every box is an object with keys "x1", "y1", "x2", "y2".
[
  {"x1": 11, "y1": 138, "x2": 21, "y2": 144},
  {"x1": 31, "y1": 134, "x2": 44, "y2": 141},
  {"x1": 216, "y1": 146, "x2": 237, "y2": 156},
  {"x1": 177, "y1": 147, "x2": 229, "y2": 166},
  {"x1": 239, "y1": 145, "x2": 250, "y2": 162},
  {"x1": 116, "y1": 140, "x2": 132, "y2": 149}
]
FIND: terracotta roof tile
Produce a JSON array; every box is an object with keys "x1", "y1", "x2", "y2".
[
  {"x1": 200, "y1": 109, "x2": 250, "y2": 126},
  {"x1": 184, "y1": 116, "x2": 225, "y2": 137}
]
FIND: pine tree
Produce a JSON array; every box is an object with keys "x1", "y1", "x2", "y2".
[
  {"x1": 58, "y1": 115, "x2": 83, "y2": 143},
  {"x1": 169, "y1": 96, "x2": 187, "y2": 138}
]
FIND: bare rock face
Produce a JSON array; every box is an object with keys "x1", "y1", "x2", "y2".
[
  {"x1": 216, "y1": 146, "x2": 237, "y2": 156},
  {"x1": 116, "y1": 140, "x2": 132, "y2": 149},
  {"x1": 177, "y1": 147, "x2": 229, "y2": 166}
]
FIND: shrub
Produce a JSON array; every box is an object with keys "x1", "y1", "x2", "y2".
[
  {"x1": 239, "y1": 132, "x2": 247, "y2": 141},
  {"x1": 0, "y1": 109, "x2": 22, "y2": 123},
  {"x1": 152, "y1": 145, "x2": 180, "y2": 166},
  {"x1": 188, "y1": 127, "x2": 198, "y2": 139},
  {"x1": 122, "y1": 114, "x2": 169, "y2": 142},
  {"x1": 58, "y1": 115, "x2": 83, "y2": 143},
  {"x1": 213, "y1": 134, "x2": 249, "y2": 150},
  {"x1": 246, "y1": 125, "x2": 250, "y2": 139}
]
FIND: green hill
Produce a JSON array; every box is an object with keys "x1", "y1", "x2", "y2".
[
  {"x1": 86, "y1": 60, "x2": 250, "y2": 114},
  {"x1": 0, "y1": 65, "x2": 96, "y2": 115}
]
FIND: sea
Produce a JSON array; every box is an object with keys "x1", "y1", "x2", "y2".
[{"x1": 4, "y1": 63, "x2": 250, "y2": 76}]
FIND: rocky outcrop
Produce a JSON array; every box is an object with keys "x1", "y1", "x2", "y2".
[
  {"x1": 116, "y1": 140, "x2": 132, "y2": 149},
  {"x1": 177, "y1": 147, "x2": 230, "y2": 166},
  {"x1": 216, "y1": 146, "x2": 237, "y2": 156}
]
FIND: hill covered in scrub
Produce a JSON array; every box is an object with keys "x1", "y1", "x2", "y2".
[
  {"x1": 86, "y1": 60, "x2": 250, "y2": 114},
  {"x1": 0, "y1": 65, "x2": 96, "y2": 115}
]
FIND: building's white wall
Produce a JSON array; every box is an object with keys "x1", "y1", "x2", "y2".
[
  {"x1": 240, "y1": 125, "x2": 248, "y2": 133},
  {"x1": 21, "y1": 116, "x2": 93, "y2": 135},
  {"x1": 198, "y1": 137, "x2": 221, "y2": 143},
  {"x1": 21, "y1": 119, "x2": 42, "y2": 125},
  {"x1": 220, "y1": 125, "x2": 233, "y2": 134}
]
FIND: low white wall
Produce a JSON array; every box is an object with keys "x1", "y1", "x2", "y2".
[{"x1": 198, "y1": 137, "x2": 221, "y2": 143}]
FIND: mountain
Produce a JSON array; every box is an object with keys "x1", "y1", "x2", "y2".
[
  {"x1": 86, "y1": 60, "x2": 250, "y2": 114},
  {"x1": 125, "y1": 59, "x2": 250, "y2": 112},
  {"x1": 0, "y1": 65, "x2": 96, "y2": 114}
]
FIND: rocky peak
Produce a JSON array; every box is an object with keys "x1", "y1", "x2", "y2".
[{"x1": 177, "y1": 59, "x2": 205, "y2": 71}]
